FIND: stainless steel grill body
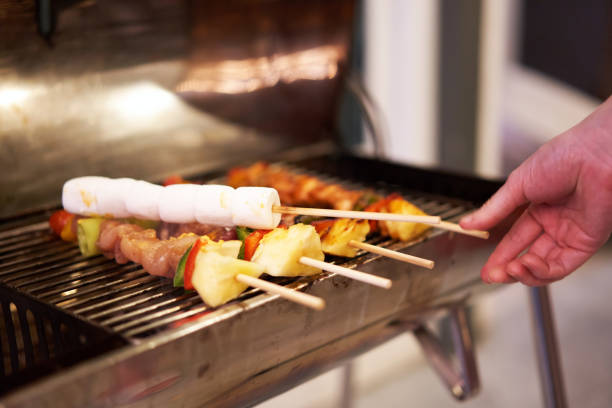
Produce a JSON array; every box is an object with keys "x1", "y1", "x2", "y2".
[
  {"x1": 0, "y1": 153, "x2": 506, "y2": 407},
  {"x1": 0, "y1": 1, "x2": 514, "y2": 405}
]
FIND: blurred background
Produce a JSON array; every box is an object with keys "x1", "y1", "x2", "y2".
[
  {"x1": 260, "y1": 0, "x2": 612, "y2": 406},
  {"x1": 347, "y1": 0, "x2": 608, "y2": 177}
]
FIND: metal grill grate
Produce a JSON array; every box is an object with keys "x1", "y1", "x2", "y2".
[{"x1": 0, "y1": 163, "x2": 475, "y2": 391}]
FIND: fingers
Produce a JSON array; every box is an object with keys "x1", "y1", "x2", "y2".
[
  {"x1": 460, "y1": 170, "x2": 528, "y2": 231},
  {"x1": 480, "y1": 208, "x2": 542, "y2": 283},
  {"x1": 521, "y1": 232, "x2": 592, "y2": 282},
  {"x1": 485, "y1": 224, "x2": 595, "y2": 286},
  {"x1": 513, "y1": 255, "x2": 554, "y2": 286},
  {"x1": 482, "y1": 265, "x2": 516, "y2": 284}
]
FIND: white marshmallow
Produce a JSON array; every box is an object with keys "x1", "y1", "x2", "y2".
[
  {"x1": 63, "y1": 176, "x2": 283, "y2": 229},
  {"x1": 125, "y1": 180, "x2": 164, "y2": 220},
  {"x1": 96, "y1": 178, "x2": 135, "y2": 218},
  {"x1": 194, "y1": 185, "x2": 235, "y2": 226},
  {"x1": 231, "y1": 187, "x2": 281, "y2": 229},
  {"x1": 62, "y1": 176, "x2": 108, "y2": 216},
  {"x1": 158, "y1": 184, "x2": 198, "y2": 223},
  {"x1": 62, "y1": 177, "x2": 136, "y2": 218}
]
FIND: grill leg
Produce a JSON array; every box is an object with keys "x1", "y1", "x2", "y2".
[
  {"x1": 413, "y1": 303, "x2": 480, "y2": 400},
  {"x1": 529, "y1": 286, "x2": 567, "y2": 408},
  {"x1": 339, "y1": 362, "x2": 354, "y2": 408}
]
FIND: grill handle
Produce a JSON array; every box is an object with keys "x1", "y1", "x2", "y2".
[
  {"x1": 412, "y1": 304, "x2": 480, "y2": 401},
  {"x1": 345, "y1": 74, "x2": 387, "y2": 158}
]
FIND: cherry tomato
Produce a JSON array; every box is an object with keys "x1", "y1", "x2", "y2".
[{"x1": 49, "y1": 210, "x2": 76, "y2": 241}]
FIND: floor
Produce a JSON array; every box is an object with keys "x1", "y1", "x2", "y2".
[{"x1": 258, "y1": 240, "x2": 612, "y2": 407}]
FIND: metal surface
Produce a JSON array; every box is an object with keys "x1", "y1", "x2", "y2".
[
  {"x1": 345, "y1": 74, "x2": 387, "y2": 157},
  {"x1": 0, "y1": 1, "x2": 519, "y2": 405},
  {"x1": 530, "y1": 286, "x2": 568, "y2": 408},
  {"x1": 413, "y1": 304, "x2": 480, "y2": 400},
  {"x1": 0, "y1": 0, "x2": 355, "y2": 218},
  {"x1": 0, "y1": 273, "x2": 126, "y2": 394},
  {"x1": 0, "y1": 154, "x2": 508, "y2": 407}
]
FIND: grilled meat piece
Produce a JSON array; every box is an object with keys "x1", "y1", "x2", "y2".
[
  {"x1": 228, "y1": 162, "x2": 365, "y2": 211},
  {"x1": 97, "y1": 220, "x2": 198, "y2": 277}
]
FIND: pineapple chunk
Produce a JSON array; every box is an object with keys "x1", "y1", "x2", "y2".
[
  {"x1": 192, "y1": 252, "x2": 265, "y2": 307},
  {"x1": 198, "y1": 236, "x2": 242, "y2": 258},
  {"x1": 381, "y1": 198, "x2": 431, "y2": 241},
  {"x1": 251, "y1": 223, "x2": 324, "y2": 277},
  {"x1": 320, "y1": 219, "x2": 370, "y2": 257}
]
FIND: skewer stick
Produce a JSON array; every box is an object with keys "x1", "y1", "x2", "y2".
[
  {"x1": 272, "y1": 206, "x2": 488, "y2": 239},
  {"x1": 236, "y1": 274, "x2": 325, "y2": 311},
  {"x1": 273, "y1": 206, "x2": 441, "y2": 225},
  {"x1": 299, "y1": 256, "x2": 392, "y2": 289},
  {"x1": 347, "y1": 240, "x2": 435, "y2": 269},
  {"x1": 436, "y1": 221, "x2": 489, "y2": 239}
]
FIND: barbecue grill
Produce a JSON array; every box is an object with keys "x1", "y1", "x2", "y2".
[{"x1": 0, "y1": 1, "x2": 565, "y2": 406}]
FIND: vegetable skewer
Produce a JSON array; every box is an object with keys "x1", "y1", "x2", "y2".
[
  {"x1": 242, "y1": 224, "x2": 393, "y2": 289},
  {"x1": 347, "y1": 240, "x2": 434, "y2": 269},
  {"x1": 308, "y1": 217, "x2": 435, "y2": 269},
  {"x1": 235, "y1": 274, "x2": 325, "y2": 311}
]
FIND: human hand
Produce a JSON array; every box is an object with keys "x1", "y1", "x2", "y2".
[{"x1": 460, "y1": 96, "x2": 612, "y2": 286}]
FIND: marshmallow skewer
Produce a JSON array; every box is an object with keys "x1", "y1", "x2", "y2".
[
  {"x1": 62, "y1": 177, "x2": 282, "y2": 230},
  {"x1": 62, "y1": 177, "x2": 488, "y2": 239},
  {"x1": 62, "y1": 177, "x2": 434, "y2": 230}
]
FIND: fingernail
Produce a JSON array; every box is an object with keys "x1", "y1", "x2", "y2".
[
  {"x1": 489, "y1": 266, "x2": 505, "y2": 282},
  {"x1": 482, "y1": 268, "x2": 492, "y2": 284},
  {"x1": 460, "y1": 215, "x2": 473, "y2": 225}
]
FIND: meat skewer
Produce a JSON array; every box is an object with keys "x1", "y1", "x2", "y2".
[
  {"x1": 273, "y1": 206, "x2": 441, "y2": 225},
  {"x1": 51, "y1": 213, "x2": 392, "y2": 309},
  {"x1": 228, "y1": 162, "x2": 489, "y2": 239},
  {"x1": 51, "y1": 213, "x2": 325, "y2": 310}
]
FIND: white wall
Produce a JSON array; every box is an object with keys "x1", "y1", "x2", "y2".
[{"x1": 363, "y1": 0, "x2": 440, "y2": 167}]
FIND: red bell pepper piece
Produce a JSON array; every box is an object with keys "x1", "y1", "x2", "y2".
[
  {"x1": 311, "y1": 219, "x2": 336, "y2": 235},
  {"x1": 243, "y1": 230, "x2": 267, "y2": 261},
  {"x1": 184, "y1": 238, "x2": 204, "y2": 290},
  {"x1": 363, "y1": 193, "x2": 402, "y2": 231}
]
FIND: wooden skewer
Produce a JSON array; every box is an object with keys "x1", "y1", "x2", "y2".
[
  {"x1": 435, "y1": 221, "x2": 489, "y2": 239},
  {"x1": 299, "y1": 256, "x2": 392, "y2": 289},
  {"x1": 273, "y1": 206, "x2": 487, "y2": 239},
  {"x1": 236, "y1": 274, "x2": 325, "y2": 311},
  {"x1": 273, "y1": 206, "x2": 441, "y2": 225},
  {"x1": 347, "y1": 240, "x2": 434, "y2": 269}
]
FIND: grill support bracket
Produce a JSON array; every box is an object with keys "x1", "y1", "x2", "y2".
[{"x1": 413, "y1": 302, "x2": 480, "y2": 401}]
